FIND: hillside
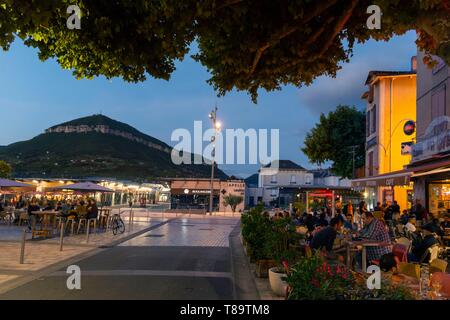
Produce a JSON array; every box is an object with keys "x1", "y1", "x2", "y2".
[{"x1": 0, "y1": 115, "x2": 227, "y2": 180}]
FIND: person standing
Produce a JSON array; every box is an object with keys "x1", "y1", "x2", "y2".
[{"x1": 411, "y1": 199, "x2": 426, "y2": 225}]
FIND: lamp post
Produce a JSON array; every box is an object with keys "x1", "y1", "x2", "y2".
[
  {"x1": 208, "y1": 106, "x2": 221, "y2": 215},
  {"x1": 378, "y1": 118, "x2": 415, "y2": 172}
]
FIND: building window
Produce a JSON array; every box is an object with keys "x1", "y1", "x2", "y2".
[
  {"x1": 305, "y1": 175, "x2": 311, "y2": 185},
  {"x1": 431, "y1": 86, "x2": 446, "y2": 119},
  {"x1": 270, "y1": 175, "x2": 277, "y2": 184},
  {"x1": 371, "y1": 105, "x2": 376, "y2": 134},
  {"x1": 366, "y1": 112, "x2": 370, "y2": 137},
  {"x1": 270, "y1": 189, "x2": 277, "y2": 197},
  {"x1": 290, "y1": 175, "x2": 296, "y2": 184},
  {"x1": 368, "y1": 151, "x2": 374, "y2": 176}
]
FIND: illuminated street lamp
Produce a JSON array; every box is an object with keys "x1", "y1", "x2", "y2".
[{"x1": 208, "y1": 105, "x2": 221, "y2": 215}]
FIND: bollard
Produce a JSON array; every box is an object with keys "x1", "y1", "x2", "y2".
[
  {"x1": 86, "y1": 220, "x2": 90, "y2": 243},
  {"x1": 59, "y1": 222, "x2": 64, "y2": 251},
  {"x1": 19, "y1": 229, "x2": 26, "y2": 264}
]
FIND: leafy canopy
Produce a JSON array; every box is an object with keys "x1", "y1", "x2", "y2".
[
  {"x1": 0, "y1": 160, "x2": 12, "y2": 178},
  {"x1": 222, "y1": 194, "x2": 243, "y2": 212},
  {"x1": 302, "y1": 105, "x2": 365, "y2": 179},
  {"x1": 1, "y1": 0, "x2": 449, "y2": 102}
]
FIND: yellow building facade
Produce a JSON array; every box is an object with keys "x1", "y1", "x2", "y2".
[{"x1": 352, "y1": 67, "x2": 416, "y2": 211}]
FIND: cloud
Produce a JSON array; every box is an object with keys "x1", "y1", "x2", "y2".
[{"x1": 297, "y1": 33, "x2": 417, "y2": 116}]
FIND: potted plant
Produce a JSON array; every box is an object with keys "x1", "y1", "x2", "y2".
[
  {"x1": 240, "y1": 205, "x2": 272, "y2": 269},
  {"x1": 266, "y1": 217, "x2": 301, "y2": 296}
]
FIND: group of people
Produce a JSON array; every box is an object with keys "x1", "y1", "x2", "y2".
[
  {"x1": 306, "y1": 198, "x2": 448, "y2": 271},
  {"x1": 17, "y1": 196, "x2": 99, "y2": 231}
]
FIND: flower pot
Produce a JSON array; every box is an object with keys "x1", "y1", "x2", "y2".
[
  {"x1": 268, "y1": 267, "x2": 288, "y2": 297},
  {"x1": 255, "y1": 259, "x2": 276, "y2": 278}
]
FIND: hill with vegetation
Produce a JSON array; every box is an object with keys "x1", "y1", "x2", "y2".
[{"x1": 0, "y1": 115, "x2": 227, "y2": 181}]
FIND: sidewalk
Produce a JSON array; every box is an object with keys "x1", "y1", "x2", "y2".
[{"x1": 0, "y1": 212, "x2": 174, "y2": 291}]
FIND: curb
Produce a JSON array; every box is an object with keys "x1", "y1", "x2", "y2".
[
  {"x1": 0, "y1": 218, "x2": 177, "y2": 296},
  {"x1": 228, "y1": 221, "x2": 260, "y2": 300}
]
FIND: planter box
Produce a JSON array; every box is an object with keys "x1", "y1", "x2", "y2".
[{"x1": 255, "y1": 259, "x2": 276, "y2": 278}]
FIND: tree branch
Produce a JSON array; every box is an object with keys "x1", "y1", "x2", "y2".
[
  {"x1": 317, "y1": 0, "x2": 359, "y2": 57},
  {"x1": 249, "y1": 0, "x2": 339, "y2": 74},
  {"x1": 216, "y1": 0, "x2": 245, "y2": 10}
]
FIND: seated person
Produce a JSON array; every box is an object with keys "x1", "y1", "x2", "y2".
[
  {"x1": 405, "y1": 217, "x2": 417, "y2": 233},
  {"x1": 424, "y1": 219, "x2": 445, "y2": 237},
  {"x1": 27, "y1": 199, "x2": 41, "y2": 231},
  {"x1": 75, "y1": 200, "x2": 88, "y2": 218},
  {"x1": 358, "y1": 212, "x2": 391, "y2": 267},
  {"x1": 408, "y1": 224, "x2": 439, "y2": 263},
  {"x1": 441, "y1": 213, "x2": 450, "y2": 230},
  {"x1": 379, "y1": 252, "x2": 400, "y2": 272},
  {"x1": 86, "y1": 199, "x2": 99, "y2": 220},
  {"x1": 317, "y1": 213, "x2": 329, "y2": 227},
  {"x1": 310, "y1": 217, "x2": 343, "y2": 259}
]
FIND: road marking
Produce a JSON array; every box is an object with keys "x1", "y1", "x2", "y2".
[{"x1": 47, "y1": 269, "x2": 232, "y2": 279}]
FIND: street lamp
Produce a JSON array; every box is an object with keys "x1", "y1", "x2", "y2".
[
  {"x1": 378, "y1": 118, "x2": 415, "y2": 172},
  {"x1": 208, "y1": 105, "x2": 221, "y2": 215}
]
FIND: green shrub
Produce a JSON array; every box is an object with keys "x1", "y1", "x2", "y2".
[{"x1": 241, "y1": 205, "x2": 271, "y2": 260}]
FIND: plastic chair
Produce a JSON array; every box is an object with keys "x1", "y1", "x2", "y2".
[
  {"x1": 430, "y1": 272, "x2": 450, "y2": 298},
  {"x1": 392, "y1": 244, "x2": 408, "y2": 262},
  {"x1": 398, "y1": 262, "x2": 421, "y2": 279},
  {"x1": 18, "y1": 212, "x2": 29, "y2": 226},
  {"x1": 429, "y1": 258, "x2": 448, "y2": 273},
  {"x1": 396, "y1": 237, "x2": 412, "y2": 253}
]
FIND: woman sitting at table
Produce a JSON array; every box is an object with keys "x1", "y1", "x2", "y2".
[{"x1": 86, "y1": 199, "x2": 98, "y2": 220}]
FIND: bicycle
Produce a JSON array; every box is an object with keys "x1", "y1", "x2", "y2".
[{"x1": 111, "y1": 213, "x2": 125, "y2": 235}]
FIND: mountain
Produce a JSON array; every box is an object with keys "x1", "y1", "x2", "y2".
[{"x1": 0, "y1": 114, "x2": 227, "y2": 181}]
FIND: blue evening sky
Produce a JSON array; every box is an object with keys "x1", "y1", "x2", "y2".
[{"x1": 0, "y1": 31, "x2": 417, "y2": 178}]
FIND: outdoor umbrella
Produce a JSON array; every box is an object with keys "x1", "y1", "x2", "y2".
[
  {"x1": 0, "y1": 178, "x2": 35, "y2": 204},
  {"x1": 51, "y1": 181, "x2": 114, "y2": 193},
  {"x1": 0, "y1": 178, "x2": 34, "y2": 189}
]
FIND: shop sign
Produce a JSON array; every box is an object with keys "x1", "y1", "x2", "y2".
[
  {"x1": 401, "y1": 141, "x2": 413, "y2": 155},
  {"x1": 412, "y1": 116, "x2": 450, "y2": 161}
]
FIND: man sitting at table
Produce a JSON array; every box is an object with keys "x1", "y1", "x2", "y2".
[
  {"x1": 357, "y1": 212, "x2": 391, "y2": 268},
  {"x1": 310, "y1": 217, "x2": 343, "y2": 259},
  {"x1": 408, "y1": 224, "x2": 439, "y2": 263},
  {"x1": 26, "y1": 198, "x2": 41, "y2": 231}
]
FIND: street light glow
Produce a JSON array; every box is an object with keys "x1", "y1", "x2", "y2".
[{"x1": 215, "y1": 121, "x2": 222, "y2": 130}]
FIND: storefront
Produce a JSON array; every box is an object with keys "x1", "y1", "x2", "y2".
[
  {"x1": 278, "y1": 186, "x2": 361, "y2": 214},
  {"x1": 409, "y1": 158, "x2": 450, "y2": 218},
  {"x1": 351, "y1": 170, "x2": 413, "y2": 211},
  {"x1": 169, "y1": 178, "x2": 245, "y2": 212}
]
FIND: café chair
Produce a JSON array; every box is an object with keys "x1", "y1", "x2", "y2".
[
  {"x1": 396, "y1": 237, "x2": 412, "y2": 253},
  {"x1": 0, "y1": 211, "x2": 7, "y2": 224},
  {"x1": 419, "y1": 245, "x2": 440, "y2": 264},
  {"x1": 18, "y1": 211, "x2": 29, "y2": 226},
  {"x1": 430, "y1": 272, "x2": 450, "y2": 298},
  {"x1": 392, "y1": 244, "x2": 408, "y2": 262},
  {"x1": 65, "y1": 216, "x2": 77, "y2": 235},
  {"x1": 398, "y1": 262, "x2": 421, "y2": 280},
  {"x1": 429, "y1": 259, "x2": 448, "y2": 274}
]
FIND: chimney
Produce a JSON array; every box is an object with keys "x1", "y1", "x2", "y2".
[{"x1": 411, "y1": 56, "x2": 417, "y2": 72}]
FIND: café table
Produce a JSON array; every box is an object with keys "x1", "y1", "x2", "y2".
[
  {"x1": 31, "y1": 211, "x2": 60, "y2": 238},
  {"x1": 344, "y1": 239, "x2": 392, "y2": 272}
]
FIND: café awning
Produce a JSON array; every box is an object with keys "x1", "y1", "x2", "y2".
[{"x1": 351, "y1": 170, "x2": 411, "y2": 188}]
